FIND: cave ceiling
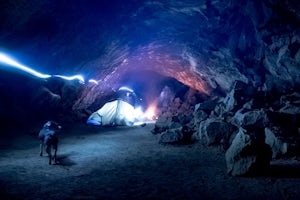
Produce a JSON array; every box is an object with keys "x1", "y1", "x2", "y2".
[{"x1": 0, "y1": 0, "x2": 300, "y2": 109}]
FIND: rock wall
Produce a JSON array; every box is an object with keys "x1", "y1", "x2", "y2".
[
  {"x1": 154, "y1": 79, "x2": 300, "y2": 176},
  {"x1": 0, "y1": 0, "x2": 300, "y2": 138}
]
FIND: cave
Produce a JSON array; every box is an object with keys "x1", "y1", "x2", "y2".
[{"x1": 1, "y1": 0, "x2": 300, "y2": 199}]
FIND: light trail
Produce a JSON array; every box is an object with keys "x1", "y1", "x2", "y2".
[
  {"x1": 0, "y1": 52, "x2": 104, "y2": 86},
  {"x1": 88, "y1": 79, "x2": 99, "y2": 84},
  {"x1": 119, "y1": 86, "x2": 134, "y2": 93},
  {"x1": 0, "y1": 52, "x2": 51, "y2": 79},
  {"x1": 54, "y1": 75, "x2": 85, "y2": 83}
]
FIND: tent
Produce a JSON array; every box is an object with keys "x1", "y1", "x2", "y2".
[{"x1": 87, "y1": 99, "x2": 135, "y2": 126}]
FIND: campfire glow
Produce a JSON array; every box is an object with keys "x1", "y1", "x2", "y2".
[{"x1": 144, "y1": 103, "x2": 157, "y2": 120}]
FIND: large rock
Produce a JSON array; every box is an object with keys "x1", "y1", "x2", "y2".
[
  {"x1": 159, "y1": 124, "x2": 196, "y2": 145},
  {"x1": 193, "y1": 109, "x2": 209, "y2": 132},
  {"x1": 276, "y1": 92, "x2": 300, "y2": 117},
  {"x1": 159, "y1": 129, "x2": 182, "y2": 144},
  {"x1": 152, "y1": 116, "x2": 172, "y2": 134},
  {"x1": 157, "y1": 86, "x2": 176, "y2": 111},
  {"x1": 198, "y1": 118, "x2": 238, "y2": 147},
  {"x1": 225, "y1": 128, "x2": 272, "y2": 176},
  {"x1": 231, "y1": 109, "x2": 268, "y2": 130},
  {"x1": 263, "y1": 34, "x2": 300, "y2": 95},
  {"x1": 279, "y1": 103, "x2": 300, "y2": 115},
  {"x1": 194, "y1": 109, "x2": 208, "y2": 123},
  {"x1": 263, "y1": 58, "x2": 293, "y2": 88},
  {"x1": 222, "y1": 80, "x2": 256, "y2": 113},
  {"x1": 225, "y1": 128, "x2": 255, "y2": 176},
  {"x1": 172, "y1": 114, "x2": 193, "y2": 126},
  {"x1": 265, "y1": 127, "x2": 288, "y2": 158},
  {"x1": 194, "y1": 97, "x2": 220, "y2": 114},
  {"x1": 280, "y1": 92, "x2": 300, "y2": 106}
]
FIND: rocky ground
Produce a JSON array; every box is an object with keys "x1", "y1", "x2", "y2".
[{"x1": 1, "y1": 123, "x2": 300, "y2": 200}]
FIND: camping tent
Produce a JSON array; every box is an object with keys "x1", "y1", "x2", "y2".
[{"x1": 87, "y1": 99, "x2": 135, "y2": 126}]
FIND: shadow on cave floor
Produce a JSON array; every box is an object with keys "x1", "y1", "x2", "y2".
[
  {"x1": 268, "y1": 160, "x2": 300, "y2": 178},
  {"x1": 242, "y1": 160, "x2": 300, "y2": 178},
  {"x1": 54, "y1": 153, "x2": 77, "y2": 166}
]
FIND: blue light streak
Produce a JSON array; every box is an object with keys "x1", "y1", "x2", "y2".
[
  {"x1": 54, "y1": 75, "x2": 85, "y2": 83},
  {"x1": 88, "y1": 79, "x2": 98, "y2": 84},
  {"x1": 0, "y1": 52, "x2": 102, "y2": 86},
  {"x1": 119, "y1": 86, "x2": 134, "y2": 93},
  {"x1": 0, "y1": 53, "x2": 51, "y2": 79}
]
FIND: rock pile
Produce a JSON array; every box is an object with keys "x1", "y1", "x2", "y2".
[
  {"x1": 204, "y1": 80, "x2": 300, "y2": 176},
  {"x1": 153, "y1": 80, "x2": 300, "y2": 176},
  {"x1": 152, "y1": 90, "x2": 196, "y2": 145}
]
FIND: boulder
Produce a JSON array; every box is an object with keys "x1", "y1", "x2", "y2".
[
  {"x1": 153, "y1": 108, "x2": 195, "y2": 135},
  {"x1": 169, "y1": 121, "x2": 182, "y2": 130},
  {"x1": 172, "y1": 114, "x2": 193, "y2": 125},
  {"x1": 222, "y1": 80, "x2": 256, "y2": 113},
  {"x1": 280, "y1": 92, "x2": 300, "y2": 106},
  {"x1": 225, "y1": 128, "x2": 272, "y2": 176},
  {"x1": 277, "y1": 92, "x2": 300, "y2": 116},
  {"x1": 194, "y1": 97, "x2": 220, "y2": 114},
  {"x1": 158, "y1": 124, "x2": 196, "y2": 145},
  {"x1": 193, "y1": 109, "x2": 209, "y2": 131},
  {"x1": 198, "y1": 118, "x2": 238, "y2": 147},
  {"x1": 279, "y1": 104, "x2": 300, "y2": 115},
  {"x1": 225, "y1": 128, "x2": 255, "y2": 176},
  {"x1": 152, "y1": 116, "x2": 172, "y2": 134},
  {"x1": 194, "y1": 109, "x2": 208, "y2": 122},
  {"x1": 159, "y1": 128, "x2": 182, "y2": 144},
  {"x1": 231, "y1": 109, "x2": 268, "y2": 130},
  {"x1": 168, "y1": 97, "x2": 182, "y2": 115},
  {"x1": 178, "y1": 102, "x2": 194, "y2": 115},
  {"x1": 157, "y1": 86, "x2": 175, "y2": 110},
  {"x1": 213, "y1": 101, "x2": 227, "y2": 117},
  {"x1": 265, "y1": 127, "x2": 288, "y2": 158}
]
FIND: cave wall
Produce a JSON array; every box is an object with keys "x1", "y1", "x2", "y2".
[{"x1": 0, "y1": 0, "x2": 299, "y2": 126}]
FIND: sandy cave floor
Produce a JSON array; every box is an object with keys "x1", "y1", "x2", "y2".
[{"x1": 1, "y1": 123, "x2": 300, "y2": 200}]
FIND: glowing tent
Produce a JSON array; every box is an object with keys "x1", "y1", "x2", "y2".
[{"x1": 87, "y1": 99, "x2": 135, "y2": 126}]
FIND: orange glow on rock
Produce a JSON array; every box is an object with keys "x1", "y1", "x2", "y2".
[{"x1": 144, "y1": 103, "x2": 157, "y2": 120}]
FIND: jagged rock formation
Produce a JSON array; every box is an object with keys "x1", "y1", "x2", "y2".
[
  {"x1": 151, "y1": 75, "x2": 300, "y2": 176},
  {"x1": 193, "y1": 80, "x2": 300, "y2": 176}
]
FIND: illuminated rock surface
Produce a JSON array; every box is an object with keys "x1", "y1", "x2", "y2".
[{"x1": 0, "y1": 0, "x2": 299, "y2": 117}]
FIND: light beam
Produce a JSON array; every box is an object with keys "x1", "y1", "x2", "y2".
[
  {"x1": 88, "y1": 79, "x2": 98, "y2": 84},
  {"x1": 0, "y1": 52, "x2": 51, "y2": 79},
  {"x1": 119, "y1": 86, "x2": 134, "y2": 93},
  {"x1": 54, "y1": 75, "x2": 85, "y2": 83}
]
